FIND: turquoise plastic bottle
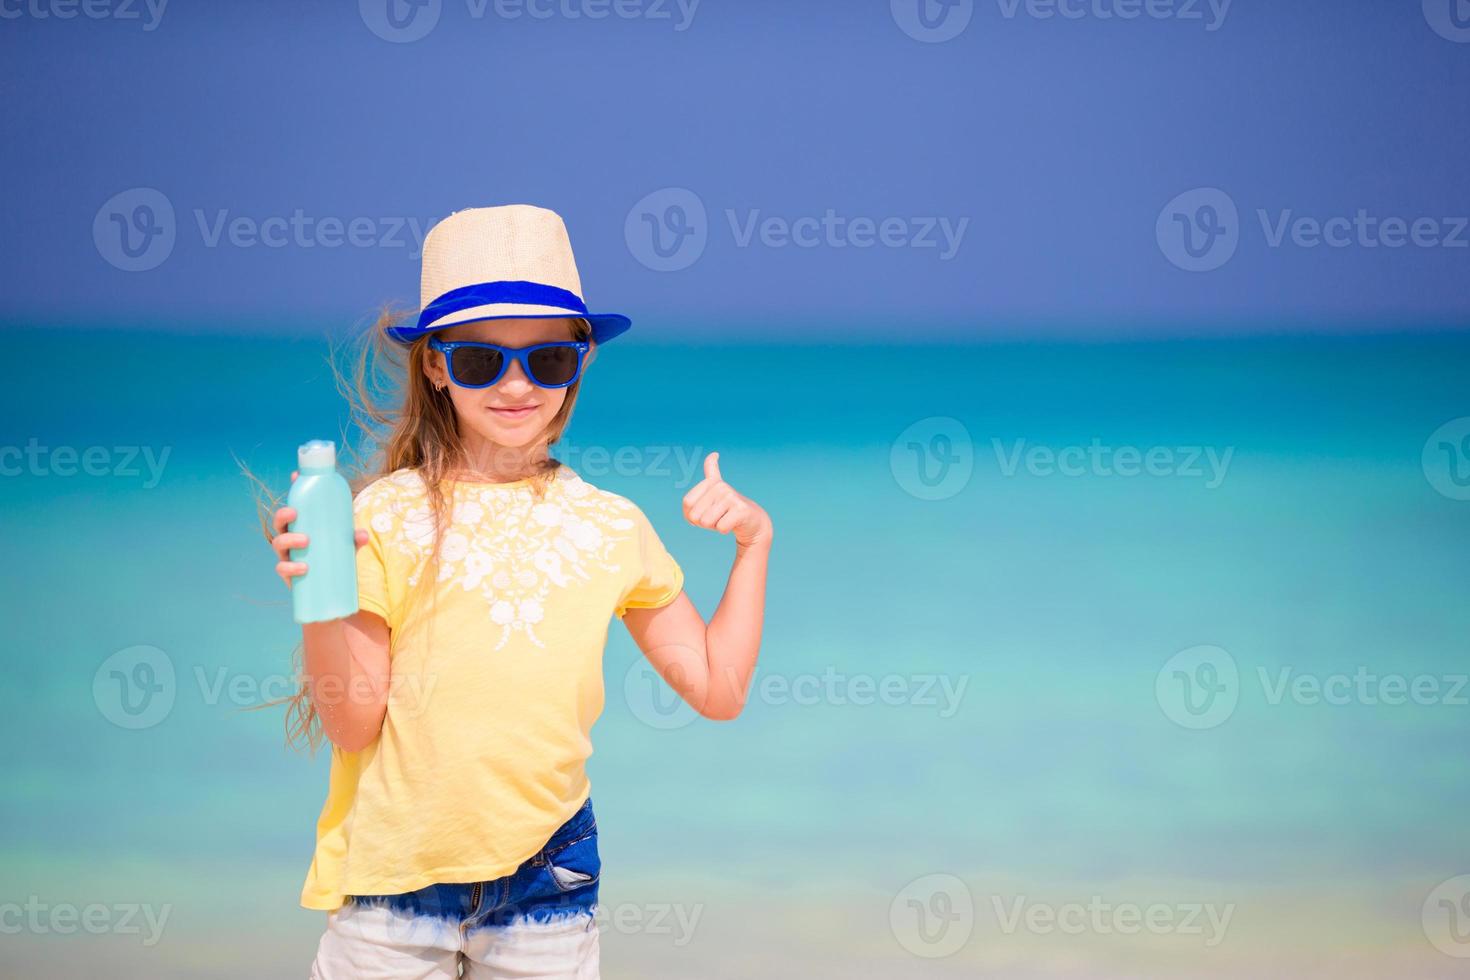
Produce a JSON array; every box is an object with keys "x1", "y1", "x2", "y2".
[{"x1": 287, "y1": 440, "x2": 360, "y2": 624}]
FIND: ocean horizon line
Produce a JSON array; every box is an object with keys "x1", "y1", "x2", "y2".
[{"x1": 4, "y1": 314, "x2": 1469, "y2": 348}]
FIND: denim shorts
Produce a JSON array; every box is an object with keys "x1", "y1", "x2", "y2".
[{"x1": 310, "y1": 797, "x2": 601, "y2": 979}]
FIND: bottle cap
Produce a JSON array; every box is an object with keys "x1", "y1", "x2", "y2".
[{"x1": 297, "y1": 439, "x2": 336, "y2": 470}]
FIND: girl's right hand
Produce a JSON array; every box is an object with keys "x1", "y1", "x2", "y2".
[{"x1": 272, "y1": 469, "x2": 369, "y2": 590}]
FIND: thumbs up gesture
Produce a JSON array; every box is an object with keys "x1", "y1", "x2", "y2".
[{"x1": 683, "y1": 452, "x2": 773, "y2": 550}]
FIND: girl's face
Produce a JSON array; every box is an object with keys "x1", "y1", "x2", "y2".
[{"x1": 426, "y1": 316, "x2": 579, "y2": 451}]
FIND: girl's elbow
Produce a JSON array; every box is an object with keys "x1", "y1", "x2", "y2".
[
  {"x1": 321, "y1": 704, "x2": 387, "y2": 751},
  {"x1": 697, "y1": 699, "x2": 745, "y2": 722},
  {"x1": 328, "y1": 726, "x2": 380, "y2": 753}
]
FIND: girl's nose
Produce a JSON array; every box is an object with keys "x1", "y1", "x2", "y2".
[{"x1": 497, "y1": 357, "x2": 534, "y2": 391}]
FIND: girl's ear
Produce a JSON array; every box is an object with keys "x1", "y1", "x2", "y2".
[{"x1": 421, "y1": 345, "x2": 446, "y2": 391}]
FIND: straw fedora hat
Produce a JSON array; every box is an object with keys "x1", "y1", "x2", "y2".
[{"x1": 385, "y1": 204, "x2": 632, "y2": 345}]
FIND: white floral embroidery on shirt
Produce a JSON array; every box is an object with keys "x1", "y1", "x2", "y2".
[{"x1": 360, "y1": 467, "x2": 637, "y2": 651}]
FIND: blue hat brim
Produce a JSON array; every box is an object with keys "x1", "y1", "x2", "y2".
[{"x1": 386, "y1": 312, "x2": 631, "y2": 346}]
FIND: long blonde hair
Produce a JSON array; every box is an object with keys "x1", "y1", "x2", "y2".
[{"x1": 243, "y1": 308, "x2": 596, "y2": 751}]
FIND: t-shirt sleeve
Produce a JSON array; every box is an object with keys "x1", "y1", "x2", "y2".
[
  {"x1": 353, "y1": 486, "x2": 392, "y2": 623},
  {"x1": 614, "y1": 505, "x2": 685, "y2": 618}
]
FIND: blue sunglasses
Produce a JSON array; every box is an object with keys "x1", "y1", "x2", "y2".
[{"x1": 428, "y1": 337, "x2": 590, "y2": 390}]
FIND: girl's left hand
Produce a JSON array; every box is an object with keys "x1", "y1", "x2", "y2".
[{"x1": 683, "y1": 452, "x2": 773, "y2": 550}]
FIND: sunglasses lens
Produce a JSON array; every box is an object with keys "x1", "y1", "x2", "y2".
[
  {"x1": 528, "y1": 346, "x2": 581, "y2": 387},
  {"x1": 450, "y1": 347, "x2": 504, "y2": 387}
]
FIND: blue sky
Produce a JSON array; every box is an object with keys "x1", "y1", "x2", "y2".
[{"x1": 3, "y1": 0, "x2": 1469, "y2": 336}]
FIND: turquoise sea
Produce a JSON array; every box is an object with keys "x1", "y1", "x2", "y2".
[{"x1": 2, "y1": 324, "x2": 1468, "y2": 978}]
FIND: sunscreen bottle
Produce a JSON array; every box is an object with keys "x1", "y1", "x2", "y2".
[{"x1": 287, "y1": 440, "x2": 360, "y2": 624}]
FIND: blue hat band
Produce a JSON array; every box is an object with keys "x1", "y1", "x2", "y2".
[{"x1": 418, "y1": 279, "x2": 589, "y2": 332}]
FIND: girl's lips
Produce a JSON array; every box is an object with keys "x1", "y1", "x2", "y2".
[{"x1": 490, "y1": 405, "x2": 537, "y2": 419}]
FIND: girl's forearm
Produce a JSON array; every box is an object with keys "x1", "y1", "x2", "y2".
[
  {"x1": 701, "y1": 538, "x2": 771, "y2": 720},
  {"x1": 302, "y1": 616, "x2": 391, "y2": 752}
]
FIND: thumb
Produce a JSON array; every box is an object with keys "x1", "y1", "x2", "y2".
[{"x1": 704, "y1": 451, "x2": 722, "y2": 483}]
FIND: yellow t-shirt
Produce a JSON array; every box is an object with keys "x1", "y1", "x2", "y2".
[{"x1": 299, "y1": 463, "x2": 684, "y2": 911}]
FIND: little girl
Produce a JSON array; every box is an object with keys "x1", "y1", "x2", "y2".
[{"x1": 267, "y1": 205, "x2": 772, "y2": 979}]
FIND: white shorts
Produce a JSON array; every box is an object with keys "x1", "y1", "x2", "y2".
[{"x1": 310, "y1": 798, "x2": 601, "y2": 979}]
